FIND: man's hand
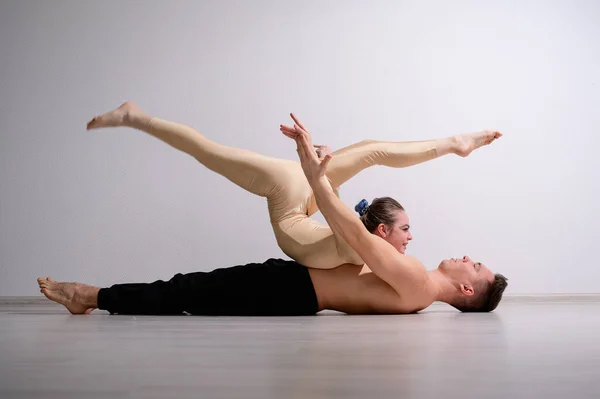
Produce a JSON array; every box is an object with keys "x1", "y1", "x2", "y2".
[{"x1": 280, "y1": 113, "x2": 332, "y2": 183}]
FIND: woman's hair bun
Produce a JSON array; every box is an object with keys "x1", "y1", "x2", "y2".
[{"x1": 354, "y1": 199, "x2": 369, "y2": 216}]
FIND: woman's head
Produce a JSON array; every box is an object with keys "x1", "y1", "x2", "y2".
[{"x1": 355, "y1": 197, "x2": 412, "y2": 254}]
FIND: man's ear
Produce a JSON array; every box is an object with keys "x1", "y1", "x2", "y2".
[
  {"x1": 376, "y1": 223, "x2": 387, "y2": 237},
  {"x1": 460, "y1": 284, "x2": 474, "y2": 296}
]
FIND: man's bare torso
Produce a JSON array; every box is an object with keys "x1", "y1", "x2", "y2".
[{"x1": 308, "y1": 264, "x2": 434, "y2": 314}]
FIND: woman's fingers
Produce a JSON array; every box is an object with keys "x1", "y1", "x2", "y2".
[
  {"x1": 320, "y1": 153, "x2": 333, "y2": 171},
  {"x1": 290, "y1": 113, "x2": 308, "y2": 131}
]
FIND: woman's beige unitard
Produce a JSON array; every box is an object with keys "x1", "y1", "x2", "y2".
[{"x1": 141, "y1": 118, "x2": 440, "y2": 269}]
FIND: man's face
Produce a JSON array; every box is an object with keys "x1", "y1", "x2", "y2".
[{"x1": 438, "y1": 256, "x2": 495, "y2": 293}]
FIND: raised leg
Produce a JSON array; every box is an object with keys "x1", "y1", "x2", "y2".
[
  {"x1": 87, "y1": 102, "x2": 313, "y2": 223},
  {"x1": 325, "y1": 131, "x2": 502, "y2": 189},
  {"x1": 273, "y1": 214, "x2": 363, "y2": 268},
  {"x1": 86, "y1": 103, "x2": 354, "y2": 268}
]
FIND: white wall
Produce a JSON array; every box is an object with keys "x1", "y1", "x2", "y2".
[{"x1": 1, "y1": 0, "x2": 598, "y2": 295}]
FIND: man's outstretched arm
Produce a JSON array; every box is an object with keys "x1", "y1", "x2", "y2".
[
  {"x1": 311, "y1": 171, "x2": 429, "y2": 293},
  {"x1": 281, "y1": 115, "x2": 430, "y2": 297}
]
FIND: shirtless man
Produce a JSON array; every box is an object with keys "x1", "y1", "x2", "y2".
[{"x1": 37, "y1": 115, "x2": 507, "y2": 315}]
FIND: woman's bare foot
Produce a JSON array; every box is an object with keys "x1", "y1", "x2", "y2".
[
  {"x1": 37, "y1": 277, "x2": 98, "y2": 315},
  {"x1": 86, "y1": 101, "x2": 149, "y2": 130},
  {"x1": 454, "y1": 130, "x2": 503, "y2": 157}
]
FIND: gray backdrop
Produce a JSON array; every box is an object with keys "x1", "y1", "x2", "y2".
[{"x1": 1, "y1": 0, "x2": 598, "y2": 295}]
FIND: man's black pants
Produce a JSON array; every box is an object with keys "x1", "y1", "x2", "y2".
[{"x1": 97, "y1": 258, "x2": 319, "y2": 316}]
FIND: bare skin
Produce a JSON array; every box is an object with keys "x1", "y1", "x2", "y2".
[
  {"x1": 37, "y1": 277, "x2": 99, "y2": 315},
  {"x1": 87, "y1": 101, "x2": 148, "y2": 130},
  {"x1": 453, "y1": 130, "x2": 503, "y2": 157},
  {"x1": 308, "y1": 265, "x2": 425, "y2": 314}
]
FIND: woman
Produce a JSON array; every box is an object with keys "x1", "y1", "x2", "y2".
[{"x1": 87, "y1": 102, "x2": 501, "y2": 269}]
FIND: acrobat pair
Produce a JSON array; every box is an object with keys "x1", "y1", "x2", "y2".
[
  {"x1": 87, "y1": 102, "x2": 501, "y2": 269},
  {"x1": 36, "y1": 102, "x2": 507, "y2": 316}
]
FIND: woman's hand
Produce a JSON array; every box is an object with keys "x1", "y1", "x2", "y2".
[{"x1": 280, "y1": 113, "x2": 332, "y2": 183}]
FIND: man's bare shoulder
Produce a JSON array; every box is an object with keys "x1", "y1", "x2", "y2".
[
  {"x1": 391, "y1": 255, "x2": 431, "y2": 288},
  {"x1": 391, "y1": 256, "x2": 437, "y2": 311},
  {"x1": 396, "y1": 296, "x2": 436, "y2": 314}
]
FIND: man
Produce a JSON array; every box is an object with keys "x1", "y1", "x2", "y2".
[{"x1": 37, "y1": 115, "x2": 507, "y2": 315}]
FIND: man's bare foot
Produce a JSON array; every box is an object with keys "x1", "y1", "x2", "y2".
[
  {"x1": 454, "y1": 130, "x2": 503, "y2": 157},
  {"x1": 86, "y1": 101, "x2": 148, "y2": 130},
  {"x1": 37, "y1": 277, "x2": 97, "y2": 315}
]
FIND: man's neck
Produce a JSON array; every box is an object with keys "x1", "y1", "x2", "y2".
[{"x1": 426, "y1": 269, "x2": 457, "y2": 304}]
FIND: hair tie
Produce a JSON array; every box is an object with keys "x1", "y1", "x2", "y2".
[{"x1": 354, "y1": 199, "x2": 369, "y2": 216}]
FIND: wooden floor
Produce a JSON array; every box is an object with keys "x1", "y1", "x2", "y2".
[{"x1": 1, "y1": 298, "x2": 599, "y2": 399}]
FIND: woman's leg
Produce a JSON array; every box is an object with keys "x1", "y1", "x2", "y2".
[
  {"x1": 274, "y1": 214, "x2": 363, "y2": 268},
  {"x1": 288, "y1": 132, "x2": 503, "y2": 268},
  {"x1": 87, "y1": 102, "x2": 356, "y2": 268},
  {"x1": 87, "y1": 102, "x2": 314, "y2": 222},
  {"x1": 325, "y1": 130, "x2": 502, "y2": 189}
]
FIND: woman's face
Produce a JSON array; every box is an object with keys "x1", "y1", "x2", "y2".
[{"x1": 377, "y1": 210, "x2": 413, "y2": 254}]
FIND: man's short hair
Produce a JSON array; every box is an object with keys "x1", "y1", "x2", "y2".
[{"x1": 452, "y1": 273, "x2": 508, "y2": 312}]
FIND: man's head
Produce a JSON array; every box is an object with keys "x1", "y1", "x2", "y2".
[
  {"x1": 355, "y1": 197, "x2": 412, "y2": 254},
  {"x1": 437, "y1": 256, "x2": 508, "y2": 312}
]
